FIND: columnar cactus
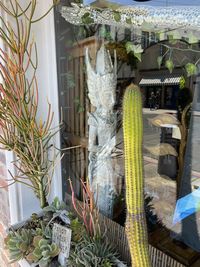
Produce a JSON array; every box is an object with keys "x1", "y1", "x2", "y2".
[{"x1": 123, "y1": 84, "x2": 151, "y2": 267}]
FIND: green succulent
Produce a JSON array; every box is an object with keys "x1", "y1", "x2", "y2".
[
  {"x1": 5, "y1": 229, "x2": 33, "y2": 262},
  {"x1": 69, "y1": 237, "x2": 118, "y2": 267},
  {"x1": 26, "y1": 236, "x2": 60, "y2": 267},
  {"x1": 43, "y1": 197, "x2": 66, "y2": 213},
  {"x1": 34, "y1": 221, "x2": 52, "y2": 240},
  {"x1": 43, "y1": 197, "x2": 70, "y2": 225},
  {"x1": 70, "y1": 217, "x2": 86, "y2": 242}
]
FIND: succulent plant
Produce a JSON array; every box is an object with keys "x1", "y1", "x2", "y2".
[
  {"x1": 34, "y1": 221, "x2": 52, "y2": 240},
  {"x1": 43, "y1": 197, "x2": 66, "y2": 214},
  {"x1": 43, "y1": 197, "x2": 70, "y2": 225},
  {"x1": 5, "y1": 229, "x2": 33, "y2": 262},
  {"x1": 70, "y1": 217, "x2": 86, "y2": 242},
  {"x1": 69, "y1": 236, "x2": 118, "y2": 267},
  {"x1": 26, "y1": 236, "x2": 60, "y2": 267}
]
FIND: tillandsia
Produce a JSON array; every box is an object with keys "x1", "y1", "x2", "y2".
[
  {"x1": 0, "y1": 0, "x2": 60, "y2": 208},
  {"x1": 122, "y1": 84, "x2": 151, "y2": 267},
  {"x1": 69, "y1": 178, "x2": 101, "y2": 239}
]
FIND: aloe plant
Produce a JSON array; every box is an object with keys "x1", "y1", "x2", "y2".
[
  {"x1": 122, "y1": 84, "x2": 151, "y2": 267},
  {"x1": 5, "y1": 229, "x2": 33, "y2": 262}
]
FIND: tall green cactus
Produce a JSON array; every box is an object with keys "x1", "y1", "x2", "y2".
[{"x1": 123, "y1": 84, "x2": 151, "y2": 267}]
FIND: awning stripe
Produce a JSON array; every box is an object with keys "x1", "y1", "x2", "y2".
[{"x1": 139, "y1": 75, "x2": 181, "y2": 86}]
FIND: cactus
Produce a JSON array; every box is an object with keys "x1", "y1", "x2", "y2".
[
  {"x1": 26, "y1": 236, "x2": 60, "y2": 267},
  {"x1": 122, "y1": 84, "x2": 151, "y2": 267},
  {"x1": 5, "y1": 229, "x2": 33, "y2": 262}
]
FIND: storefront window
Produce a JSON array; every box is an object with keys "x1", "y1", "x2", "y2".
[{"x1": 54, "y1": 0, "x2": 200, "y2": 262}]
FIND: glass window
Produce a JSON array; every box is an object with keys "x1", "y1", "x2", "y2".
[{"x1": 54, "y1": 1, "x2": 200, "y2": 262}]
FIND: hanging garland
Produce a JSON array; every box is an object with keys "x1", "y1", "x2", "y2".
[{"x1": 61, "y1": 3, "x2": 200, "y2": 31}]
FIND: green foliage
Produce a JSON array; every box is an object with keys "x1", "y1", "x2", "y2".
[
  {"x1": 126, "y1": 18, "x2": 132, "y2": 25},
  {"x1": 70, "y1": 217, "x2": 86, "y2": 242},
  {"x1": 43, "y1": 197, "x2": 66, "y2": 214},
  {"x1": 125, "y1": 42, "x2": 143, "y2": 62},
  {"x1": 113, "y1": 11, "x2": 121, "y2": 22},
  {"x1": 156, "y1": 31, "x2": 165, "y2": 41},
  {"x1": 179, "y1": 76, "x2": 186, "y2": 89},
  {"x1": 165, "y1": 59, "x2": 174, "y2": 73},
  {"x1": 5, "y1": 229, "x2": 33, "y2": 262},
  {"x1": 106, "y1": 42, "x2": 137, "y2": 70},
  {"x1": 81, "y1": 12, "x2": 94, "y2": 24},
  {"x1": 185, "y1": 63, "x2": 198, "y2": 77},
  {"x1": 188, "y1": 33, "x2": 198, "y2": 44},
  {"x1": 68, "y1": 237, "x2": 118, "y2": 267},
  {"x1": 26, "y1": 236, "x2": 60, "y2": 266},
  {"x1": 34, "y1": 221, "x2": 52, "y2": 240}
]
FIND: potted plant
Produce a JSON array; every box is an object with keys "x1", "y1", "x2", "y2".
[
  {"x1": 0, "y1": 0, "x2": 61, "y2": 208},
  {"x1": 0, "y1": 1, "x2": 71, "y2": 266}
]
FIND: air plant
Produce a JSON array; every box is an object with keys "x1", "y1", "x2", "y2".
[
  {"x1": 0, "y1": 0, "x2": 60, "y2": 208},
  {"x1": 69, "y1": 178, "x2": 101, "y2": 239}
]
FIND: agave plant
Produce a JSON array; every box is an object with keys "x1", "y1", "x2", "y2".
[
  {"x1": 26, "y1": 236, "x2": 60, "y2": 267},
  {"x1": 5, "y1": 229, "x2": 33, "y2": 262}
]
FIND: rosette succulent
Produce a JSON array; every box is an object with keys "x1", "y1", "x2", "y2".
[
  {"x1": 5, "y1": 229, "x2": 33, "y2": 262},
  {"x1": 26, "y1": 236, "x2": 60, "y2": 267}
]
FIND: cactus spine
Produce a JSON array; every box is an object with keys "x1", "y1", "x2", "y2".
[{"x1": 123, "y1": 84, "x2": 151, "y2": 267}]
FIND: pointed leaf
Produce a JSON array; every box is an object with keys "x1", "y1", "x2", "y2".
[
  {"x1": 165, "y1": 59, "x2": 174, "y2": 73},
  {"x1": 185, "y1": 63, "x2": 198, "y2": 77},
  {"x1": 125, "y1": 42, "x2": 134, "y2": 54},
  {"x1": 134, "y1": 53, "x2": 142, "y2": 62}
]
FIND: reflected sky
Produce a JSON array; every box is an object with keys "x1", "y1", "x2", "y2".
[{"x1": 85, "y1": 0, "x2": 200, "y2": 6}]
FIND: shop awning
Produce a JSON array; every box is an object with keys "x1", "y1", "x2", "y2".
[{"x1": 139, "y1": 75, "x2": 181, "y2": 86}]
